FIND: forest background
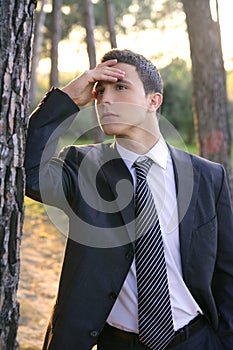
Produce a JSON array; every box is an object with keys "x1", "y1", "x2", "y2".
[
  {"x1": 1, "y1": 0, "x2": 233, "y2": 350},
  {"x1": 31, "y1": 0, "x2": 233, "y2": 147}
]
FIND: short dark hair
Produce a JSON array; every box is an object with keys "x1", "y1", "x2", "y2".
[{"x1": 101, "y1": 49, "x2": 163, "y2": 95}]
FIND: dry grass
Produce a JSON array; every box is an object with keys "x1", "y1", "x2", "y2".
[{"x1": 17, "y1": 197, "x2": 66, "y2": 350}]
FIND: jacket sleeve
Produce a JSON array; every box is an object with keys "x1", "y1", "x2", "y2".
[
  {"x1": 213, "y1": 167, "x2": 233, "y2": 349},
  {"x1": 24, "y1": 87, "x2": 79, "y2": 209}
]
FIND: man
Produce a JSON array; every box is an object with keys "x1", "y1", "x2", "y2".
[{"x1": 24, "y1": 49, "x2": 233, "y2": 350}]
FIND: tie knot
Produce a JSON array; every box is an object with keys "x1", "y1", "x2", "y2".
[{"x1": 133, "y1": 157, "x2": 153, "y2": 179}]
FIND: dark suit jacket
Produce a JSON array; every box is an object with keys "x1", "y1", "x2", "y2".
[{"x1": 24, "y1": 88, "x2": 233, "y2": 350}]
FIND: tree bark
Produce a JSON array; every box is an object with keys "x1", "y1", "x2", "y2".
[
  {"x1": 82, "y1": 0, "x2": 105, "y2": 143},
  {"x1": 182, "y1": 0, "x2": 233, "y2": 199},
  {"x1": 0, "y1": 0, "x2": 35, "y2": 348},
  {"x1": 83, "y1": 0, "x2": 97, "y2": 69},
  {"x1": 30, "y1": 0, "x2": 47, "y2": 107},
  {"x1": 50, "y1": 0, "x2": 63, "y2": 87},
  {"x1": 104, "y1": 0, "x2": 117, "y2": 48}
]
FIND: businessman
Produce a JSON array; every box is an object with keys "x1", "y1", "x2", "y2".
[{"x1": 24, "y1": 49, "x2": 233, "y2": 350}]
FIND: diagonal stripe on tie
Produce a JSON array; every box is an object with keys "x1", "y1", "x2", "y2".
[{"x1": 133, "y1": 157, "x2": 175, "y2": 350}]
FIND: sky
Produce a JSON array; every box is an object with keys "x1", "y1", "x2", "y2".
[{"x1": 38, "y1": 0, "x2": 233, "y2": 74}]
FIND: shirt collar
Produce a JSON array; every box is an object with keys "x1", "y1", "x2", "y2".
[{"x1": 116, "y1": 137, "x2": 169, "y2": 170}]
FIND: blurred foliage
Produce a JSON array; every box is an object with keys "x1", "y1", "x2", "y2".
[
  {"x1": 34, "y1": 58, "x2": 194, "y2": 143},
  {"x1": 34, "y1": 0, "x2": 233, "y2": 145},
  {"x1": 160, "y1": 58, "x2": 194, "y2": 144},
  {"x1": 227, "y1": 70, "x2": 233, "y2": 101},
  {"x1": 31, "y1": 71, "x2": 78, "y2": 110},
  {"x1": 24, "y1": 197, "x2": 47, "y2": 217},
  {"x1": 34, "y1": 61, "x2": 233, "y2": 146},
  {"x1": 38, "y1": 0, "x2": 184, "y2": 56}
]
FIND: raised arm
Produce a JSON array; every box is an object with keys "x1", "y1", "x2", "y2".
[
  {"x1": 62, "y1": 59, "x2": 125, "y2": 105},
  {"x1": 24, "y1": 60, "x2": 125, "y2": 206}
]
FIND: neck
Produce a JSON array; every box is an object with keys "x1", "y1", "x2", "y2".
[
  {"x1": 114, "y1": 112, "x2": 161, "y2": 154},
  {"x1": 116, "y1": 131, "x2": 160, "y2": 154}
]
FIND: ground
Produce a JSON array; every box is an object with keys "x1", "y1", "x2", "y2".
[{"x1": 17, "y1": 198, "x2": 66, "y2": 350}]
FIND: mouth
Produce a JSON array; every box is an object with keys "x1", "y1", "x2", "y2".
[{"x1": 100, "y1": 113, "x2": 119, "y2": 121}]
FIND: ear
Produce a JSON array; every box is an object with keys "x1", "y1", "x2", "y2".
[{"x1": 148, "y1": 92, "x2": 163, "y2": 112}]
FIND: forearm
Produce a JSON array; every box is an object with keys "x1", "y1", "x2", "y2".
[{"x1": 24, "y1": 87, "x2": 79, "y2": 201}]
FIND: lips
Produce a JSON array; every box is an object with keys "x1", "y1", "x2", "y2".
[
  {"x1": 100, "y1": 112, "x2": 119, "y2": 122},
  {"x1": 101, "y1": 112, "x2": 118, "y2": 119}
]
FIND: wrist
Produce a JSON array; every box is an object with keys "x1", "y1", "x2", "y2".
[{"x1": 61, "y1": 85, "x2": 75, "y2": 100}]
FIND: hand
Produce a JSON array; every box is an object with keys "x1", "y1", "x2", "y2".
[{"x1": 62, "y1": 59, "x2": 125, "y2": 106}]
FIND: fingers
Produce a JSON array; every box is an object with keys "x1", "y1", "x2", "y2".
[
  {"x1": 99, "y1": 59, "x2": 118, "y2": 67},
  {"x1": 62, "y1": 59, "x2": 126, "y2": 106},
  {"x1": 88, "y1": 59, "x2": 125, "y2": 83}
]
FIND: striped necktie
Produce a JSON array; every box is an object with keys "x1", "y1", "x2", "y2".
[{"x1": 133, "y1": 158, "x2": 175, "y2": 350}]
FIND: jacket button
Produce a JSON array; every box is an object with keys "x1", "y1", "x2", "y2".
[
  {"x1": 90, "y1": 330, "x2": 99, "y2": 338},
  {"x1": 125, "y1": 251, "x2": 134, "y2": 260},
  {"x1": 109, "y1": 292, "x2": 117, "y2": 300}
]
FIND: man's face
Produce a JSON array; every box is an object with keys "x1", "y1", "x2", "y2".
[{"x1": 94, "y1": 62, "x2": 155, "y2": 138}]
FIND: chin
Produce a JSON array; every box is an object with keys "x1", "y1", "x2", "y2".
[{"x1": 101, "y1": 124, "x2": 125, "y2": 137}]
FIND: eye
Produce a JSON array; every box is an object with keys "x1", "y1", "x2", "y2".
[
  {"x1": 94, "y1": 88, "x2": 104, "y2": 97},
  {"x1": 116, "y1": 84, "x2": 127, "y2": 90}
]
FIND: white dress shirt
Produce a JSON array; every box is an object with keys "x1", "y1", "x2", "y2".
[{"x1": 107, "y1": 138, "x2": 202, "y2": 332}]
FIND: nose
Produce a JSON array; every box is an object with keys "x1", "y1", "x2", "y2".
[{"x1": 98, "y1": 86, "x2": 113, "y2": 104}]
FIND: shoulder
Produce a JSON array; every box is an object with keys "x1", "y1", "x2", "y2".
[
  {"x1": 169, "y1": 145, "x2": 224, "y2": 174},
  {"x1": 58, "y1": 142, "x2": 116, "y2": 164},
  {"x1": 169, "y1": 145, "x2": 226, "y2": 196}
]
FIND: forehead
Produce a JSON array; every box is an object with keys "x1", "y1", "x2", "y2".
[
  {"x1": 96, "y1": 62, "x2": 143, "y2": 88},
  {"x1": 113, "y1": 62, "x2": 139, "y2": 78}
]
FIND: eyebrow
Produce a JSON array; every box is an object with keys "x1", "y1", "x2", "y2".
[
  {"x1": 95, "y1": 79, "x2": 133, "y2": 89},
  {"x1": 117, "y1": 79, "x2": 133, "y2": 85}
]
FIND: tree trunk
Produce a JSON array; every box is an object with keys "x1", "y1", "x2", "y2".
[
  {"x1": 30, "y1": 0, "x2": 47, "y2": 108},
  {"x1": 50, "y1": 0, "x2": 63, "y2": 87},
  {"x1": 0, "y1": 1, "x2": 35, "y2": 349},
  {"x1": 83, "y1": 0, "x2": 97, "y2": 69},
  {"x1": 104, "y1": 0, "x2": 117, "y2": 48},
  {"x1": 182, "y1": 0, "x2": 233, "y2": 199},
  {"x1": 82, "y1": 0, "x2": 105, "y2": 143}
]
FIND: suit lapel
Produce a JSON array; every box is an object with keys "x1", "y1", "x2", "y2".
[
  {"x1": 99, "y1": 143, "x2": 201, "y2": 263},
  {"x1": 169, "y1": 146, "x2": 200, "y2": 281},
  {"x1": 100, "y1": 143, "x2": 136, "y2": 246}
]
